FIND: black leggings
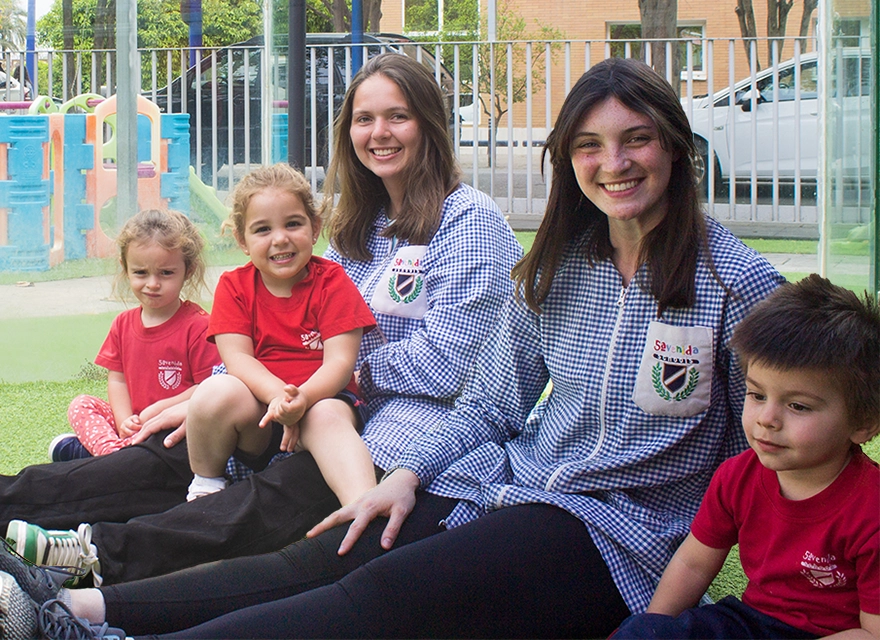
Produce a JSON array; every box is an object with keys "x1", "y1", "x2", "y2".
[{"x1": 111, "y1": 494, "x2": 630, "y2": 639}]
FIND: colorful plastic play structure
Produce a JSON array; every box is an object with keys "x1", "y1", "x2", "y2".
[{"x1": 0, "y1": 93, "x2": 205, "y2": 271}]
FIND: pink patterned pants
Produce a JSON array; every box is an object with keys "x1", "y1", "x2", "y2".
[{"x1": 67, "y1": 395, "x2": 134, "y2": 456}]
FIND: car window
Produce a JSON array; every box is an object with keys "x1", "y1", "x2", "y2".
[
  {"x1": 757, "y1": 60, "x2": 818, "y2": 102},
  {"x1": 726, "y1": 59, "x2": 819, "y2": 107}
]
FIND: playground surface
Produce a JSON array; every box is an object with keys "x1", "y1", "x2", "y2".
[
  {"x1": 0, "y1": 253, "x2": 829, "y2": 321},
  {"x1": 0, "y1": 266, "x2": 228, "y2": 320}
]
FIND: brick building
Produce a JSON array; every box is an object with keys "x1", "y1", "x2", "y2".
[{"x1": 377, "y1": 0, "x2": 870, "y2": 130}]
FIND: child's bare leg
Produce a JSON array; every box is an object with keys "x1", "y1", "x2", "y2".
[
  {"x1": 298, "y1": 399, "x2": 376, "y2": 505},
  {"x1": 185, "y1": 374, "x2": 271, "y2": 499}
]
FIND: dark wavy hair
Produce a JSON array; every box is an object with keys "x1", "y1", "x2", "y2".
[
  {"x1": 731, "y1": 274, "x2": 880, "y2": 431},
  {"x1": 323, "y1": 53, "x2": 461, "y2": 260},
  {"x1": 511, "y1": 57, "x2": 711, "y2": 315}
]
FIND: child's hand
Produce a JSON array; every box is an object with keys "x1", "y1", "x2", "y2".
[
  {"x1": 280, "y1": 423, "x2": 301, "y2": 452},
  {"x1": 118, "y1": 414, "x2": 143, "y2": 438},
  {"x1": 260, "y1": 385, "x2": 308, "y2": 428}
]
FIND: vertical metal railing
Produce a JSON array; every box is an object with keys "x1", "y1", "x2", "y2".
[{"x1": 1, "y1": 35, "x2": 868, "y2": 237}]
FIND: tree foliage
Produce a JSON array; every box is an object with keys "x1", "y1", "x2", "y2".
[
  {"x1": 35, "y1": 0, "x2": 261, "y2": 96},
  {"x1": 472, "y1": 2, "x2": 565, "y2": 132},
  {"x1": 37, "y1": 0, "x2": 262, "y2": 51},
  {"x1": 0, "y1": 0, "x2": 28, "y2": 50},
  {"x1": 270, "y1": 0, "x2": 381, "y2": 34},
  {"x1": 410, "y1": 0, "x2": 564, "y2": 162}
]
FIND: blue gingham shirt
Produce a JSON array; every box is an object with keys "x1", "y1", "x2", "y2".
[
  {"x1": 394, "y1": 217, "x2": 785, "y2": 613},
  {"x1": 324, "y1": 183, "x2": 523, "y2": 470}
]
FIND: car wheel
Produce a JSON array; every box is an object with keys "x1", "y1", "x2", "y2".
[{"x1": 693, "y1": 136, "x2": 726, "y2": 201}]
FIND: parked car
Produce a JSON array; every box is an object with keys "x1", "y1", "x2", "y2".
[
  {"x1": 0, "y1": 65, "x2": 31, "y2": 103},
  {"x1": 149, "y1": 33, "x2": 455, "y2": 180},
  {"x1": 685, "y1": 49, "x2": 871, "y2": 193}
]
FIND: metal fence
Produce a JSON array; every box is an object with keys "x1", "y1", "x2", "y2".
[{"x1": 2, "y1": 36, "x2": 872, "y2": 236}]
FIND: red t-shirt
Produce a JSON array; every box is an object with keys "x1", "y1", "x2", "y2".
[
  {"x1": 95, "y1": 301, "x2": 220, "y2": 415},
  {"x1": 208, "y1": 257, "x2": 376, "y2": 395},
  {"x1": 691, "y1": 447, "x2": 880, "y2": 636}
]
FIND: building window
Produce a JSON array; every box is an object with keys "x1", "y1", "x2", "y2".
[
  {"x1": 832, "y1": 18, "x2": 863, "y2": 48},
  {"x1": 608, "y1": 22, "x2": 706, "y2": 80}
]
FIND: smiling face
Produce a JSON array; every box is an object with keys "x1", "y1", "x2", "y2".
[
  {"x1": 349, "y1": 73, "x2": 422, "y2": 212},
  {"x1": 570, "y1": 97, "x2": 674, "y2": 239},
  {"x1": 236, "y1": 187, "x2": 320, "y2": 297},
  {"x1": 742, "y1": 361, "x2": 873, "y2": 498},
  {"x1": 125, "y1": 239, "x2": 187, "y2": 325}
]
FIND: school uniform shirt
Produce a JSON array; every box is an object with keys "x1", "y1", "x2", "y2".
[
  {"x1": 692, "y1": 447, "x2": 880, "y2": 636},
  {"x1": 394, "y1": 217, "x2": 786, "y2": 613},
  {"x1": 209, "y1": 257, "x2": 376, "y2": 395},
  {"x1": 324, "y1": 182, "x2": 523, "y2": 470},
  {"x1": 95, "y1": 301, "x2": 219, "y2": 414}
]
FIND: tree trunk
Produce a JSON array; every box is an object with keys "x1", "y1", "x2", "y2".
[
  {"x1": 331, "y1": 0, "x2": 348, "y2": 31},
  {"x1": 766, "y1": 0, "x2": 793, "y2": 65},
  {"x1": 62, "y1": 0, "x2": 75, "y2": 96},
  {"x1": 364, "y1": 0, "x2": 382, "y2": 31},
  {"x1": 734, "y1": 0, "x2": 759, "y2": 71},
  {"x1": 798, "y1": 0, "x2": 818, "y2": 44},
  {"x1": 637, "y1": 0, "x2": 680, "y2": 95},
  {"x1": 94, "y1": 0, "x2": 116, "y2": 95}
]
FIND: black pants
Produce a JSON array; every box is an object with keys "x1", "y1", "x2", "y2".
[
  {"x1": 611, "y1": 597, "x2": 819, "y2": 639},
  {"x1": 107, "y1": 495, "x2": 630, "y2": 639},
  {"x1": 0, "y1": 432, "x2": 343, "y2": 583}
]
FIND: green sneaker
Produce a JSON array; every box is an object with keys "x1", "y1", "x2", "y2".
[{"x1": 5, "y1": 521, "x2": 102, "y2": 587}]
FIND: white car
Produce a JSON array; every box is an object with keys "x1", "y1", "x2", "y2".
[
  {"x1": 684, "y1": 49, "x2": 870, "y2": 192},
  {"x1": 0, "y1": 68, "x2": 30, "y2": 103}
]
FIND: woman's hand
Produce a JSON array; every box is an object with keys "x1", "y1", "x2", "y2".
[
  {"x1": 306, "y1": 468, "x2": 421, "y2": 555},
  {"x1": 128, "y1": 401, "x2": 189, "y2": 448}
]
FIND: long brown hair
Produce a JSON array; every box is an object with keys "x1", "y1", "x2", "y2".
[
  {"x1": 322, "y1": 53, "x2": 461, "y2": 260},
  {"x1": 512, "y1": 57, "x2": 710, "y2": 315}
]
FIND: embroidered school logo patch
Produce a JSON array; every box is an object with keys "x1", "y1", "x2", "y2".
[
  {"x1": 652, "y1": 363, "x2": 699, "y2": 402},
  {"x1": 301, "y1": 330, "x2": 324, "y2": 351},
  {"x1": 158, "y1": 359, "x2": 183, "y2": 390},
  {"x1": 650, "y1": 340, "x2": 700, "y2": 401},
  {"x1": 800, "y1": 550, "x2": 847, "y2": 589},
  {"x1": 387, "y1": 259, "x2": 423, "y2": 304},
  {"x1": 370, "y1": 245, "x2": 429, "y2": 319},
  {"x1": 633, "y1": 322, "x2": 713, "y2": 417}
]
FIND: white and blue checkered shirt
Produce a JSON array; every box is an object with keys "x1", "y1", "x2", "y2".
[
  {"x1": 394, "y1": 217, "x2": 784, "y2": 613},
  {"x1": 324, "y1": 183, "x2": 523, "y2": 470}
]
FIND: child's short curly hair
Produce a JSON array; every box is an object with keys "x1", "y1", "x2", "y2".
[
  {"x1": 114, "y1": 209, "x2": 207, "y2": 301},
  {"x1": 225, "y1": 164, "x2": 318, "y2": 240},
  {"x1": 730, "y1": 274, "x2": 880, "y2": 430}
]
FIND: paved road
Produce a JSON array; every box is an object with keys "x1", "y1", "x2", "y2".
[{"x1": 0, "y1": 254, "x2": 842, "y2": 321}]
